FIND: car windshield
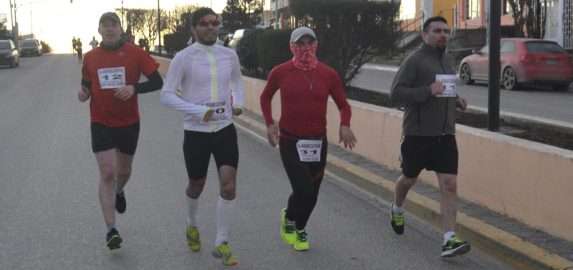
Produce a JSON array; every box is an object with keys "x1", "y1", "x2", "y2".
[
  {"x1": 22, "y1": 41, "x2": 37, "y2": 47},
  {"x1": 0, "y1": 42, "x2": 10, "y2": 49},
  {"x1": 525, "y1": 42, "x2": 566, "y2": 53}
]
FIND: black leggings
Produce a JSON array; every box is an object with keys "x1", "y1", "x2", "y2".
[{"x1": 279, "y1": 136, "x2": 327, "y2": 230}]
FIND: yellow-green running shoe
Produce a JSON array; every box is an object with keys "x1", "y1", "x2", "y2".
[
  {"x1": 293, "y1": 230, "x2": 310, "y2": 251},
  {"x1": 390, "y1": 204, "x2": 405, "y2": 235},
  {"x1": 212, "y1": 242, "x2": 239, "y2": 266},
  {"x1": 280, "y1": 208, "x2": 296, "y2": 245},
  {"x1": 441, "y1": 235, "x2": 471, "y2": 257},
  {"x1": 186, "y1": 225, "x2": 201, "y2": 252}
]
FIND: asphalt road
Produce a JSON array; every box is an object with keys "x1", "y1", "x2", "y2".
[{"x1": 0, "y1": 54, "x2": 512, "y2": 270}]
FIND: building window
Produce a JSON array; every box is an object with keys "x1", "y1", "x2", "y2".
[{"x1": 466, "y1": 0, "x2": 480, "y2": 19}]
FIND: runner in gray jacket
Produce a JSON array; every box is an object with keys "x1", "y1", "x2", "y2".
[{"x1": 389, "y1": 16, "x2": 471, "y2": 258}]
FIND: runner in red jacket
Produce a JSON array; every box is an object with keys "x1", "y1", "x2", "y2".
[{"x1": 78, "y1": 12, "x2": 162, "y2": 250}]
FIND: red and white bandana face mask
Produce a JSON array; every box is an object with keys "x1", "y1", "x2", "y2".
[{"x1": 290, "y1": 42, "x2": 318, "y2": 71}]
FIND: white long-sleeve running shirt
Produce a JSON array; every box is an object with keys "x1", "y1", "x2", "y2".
[{"x1": 160, "y1": 42, "x2": 245, "y2": 133}]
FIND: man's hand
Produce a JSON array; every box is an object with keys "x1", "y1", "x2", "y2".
[
  {"x1": 456, "y1": 96, "x2": 468, "y2": 111},
  {"x1": 339, "y1": 126, "x2": 357, "y2": 150},
  {"x1": 114, "y1": 85, "x2": 135, "y2": 101},
  {"x1": 78, "y1": 86, "x2": 90, "y2": 102},
  {"x1": 232, "y1": 107, "x2": 243, "y2": 116},
  {"x1": 430, "y1": 81, "x2": 445, "y2": 96},
  {"x1": 202, "y1": 109, "x2": 214, "y2": 122},
  {"x1": 266, "y1": 123, "x2": 279, "y2": 147}
]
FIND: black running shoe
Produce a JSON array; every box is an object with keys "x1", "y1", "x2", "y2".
[
  {"x1": 106, "y1": 228, "x2": 122, "y2": 250},
  {"x1": 115, "y1": 191, "x2": 126, "y2": 214}
]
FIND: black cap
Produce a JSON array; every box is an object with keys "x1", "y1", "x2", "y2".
[{"x1": 99, "y1": 12, "x2": 121, "y2": 25}]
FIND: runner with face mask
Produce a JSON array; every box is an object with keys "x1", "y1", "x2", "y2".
[{"x1": 260, "y1": 26, "x2": 357, "y2": 251}]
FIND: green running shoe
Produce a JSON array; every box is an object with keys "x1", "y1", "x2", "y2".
[
  {"x1": 441, "y1": 235, "x2": 471, "y2": 257},
  {"x1": 186, "y1": 225, "x2": 201, "y2": 252},
  {"x1": 390, "y1": 206, "x2": 405, "y2": 235},
  {"x1": 293, "y1": 230, "x2": 310, "y2": 251},
  {"x1": 212, "y1": 242, "x2": 239, "y2": 266},
  {"x1": 280, "y1": 208, "x2": 296, "y2": 245}
]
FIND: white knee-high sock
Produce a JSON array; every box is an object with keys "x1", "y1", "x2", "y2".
[
  {"x1": 215, "y1": 196, "x2": 235, "y2": 246},
  {"x1": 187, "y1": 196, "x2": 199, "y2": 227}
]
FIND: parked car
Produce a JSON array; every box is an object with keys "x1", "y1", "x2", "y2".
[
  {"x1": 459, "y1": 38, "x2": 573, "y2": 91},
  {"x1": 0, "y1": 40, "x2": 20, "y2": 68},
  {"x1": 228, "y1": 29, "x2": 254, "y2": 50},
  {"x1": 20, "y1": 39, "x2": 42, "y2": 56}
]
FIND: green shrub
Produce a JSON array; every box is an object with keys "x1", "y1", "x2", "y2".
[
  {"x1": 164, "y1": 32, "x2": 191, "y2": 55},
  {"x1": 256, "y1": 29, "x2": 292, "y2": 75},
  {"x1": 237, "y1": 29, "x2": 263, "y2": 71}
]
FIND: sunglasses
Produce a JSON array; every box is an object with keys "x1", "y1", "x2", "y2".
[{"x1": 198, "y1": 20, "x2": 221, "y2": 27}]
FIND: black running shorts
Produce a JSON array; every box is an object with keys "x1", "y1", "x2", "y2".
[
  {"x1": 91, "y1": 122, "x2": 140, "y2": 155},
  {"x1": 183, "y1": 124, "x2": 239, "y2": 179},
  {"x1": 400, "y1": 135, "x2": 458, "y2": 178}
]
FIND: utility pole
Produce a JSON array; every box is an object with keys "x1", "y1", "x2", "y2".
[
  {"x1": 13, "y1": 0, "x2": 19, "y2": 47},
  {"x1": 157, "y1": 0, "x2": 161, "y2": 54}
]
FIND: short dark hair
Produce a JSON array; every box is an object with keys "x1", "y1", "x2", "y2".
[
  {"x1": 422, "y1": 16, "x2": 448, "y2": 32},
  {"x1": 191, "y1": 7, "x2": 217, "y2": 27}
]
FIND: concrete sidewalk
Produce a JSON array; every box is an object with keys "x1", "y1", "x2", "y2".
[{"x1": 235, "y1": 110, "x2": 573, "y2": 270}]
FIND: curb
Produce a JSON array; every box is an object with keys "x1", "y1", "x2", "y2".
[{"x1": 235, "y1": 112, "x2": 573, "y2": 270}]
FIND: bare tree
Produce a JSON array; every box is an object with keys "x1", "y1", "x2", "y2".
[
  {"x1": 507, "y1": 0, "x2": 548, "y2": 38},
  {"x1": 167, "y1": 5, "x2": 198, "y2": 33},
  {"x1": 144, "y1": 9, "x2": 168, "y2": 45},
  {"x1": 222, "y1": 0, "x2": 264, "y2": 32}
]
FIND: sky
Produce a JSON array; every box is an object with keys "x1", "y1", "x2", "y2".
[{"x1": 0, "y1": 0, "x2": 227, "y2": 53}]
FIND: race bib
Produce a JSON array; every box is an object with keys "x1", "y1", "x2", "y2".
[
  {"x1": 296, "y1": 140, "x2": 323, "y2": 162},
  {"x1": 97, "y1": 67, "x2": 126, "y2": 89},
  {"x1": 435, "y1": 74, "x2": 457, "y2": 97},
  {"x1": 205, "y1": 101, "x2": 228, "y2": 122}
]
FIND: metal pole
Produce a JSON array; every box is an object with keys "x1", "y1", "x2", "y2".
[
  {"x1": 157, "y1": 0, "x2": 161, "y2": 54},
  {"x1": 488, "y1": 0, "x2": 501, "y2": 131},
  {"x1": 9, "y1": 0, "x2": 14, "y2": 29},
  {"x1": 121, "y1": 0, "x2": 124, "y2": 26}
]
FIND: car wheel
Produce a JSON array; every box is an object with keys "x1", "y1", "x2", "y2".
[
  {"x1": 459, "y1": 63, "x2": 474, "y2": 85},
  {"x1": 502, "y1": 67, "x2": 518, "y2": 90},
  {"x1": 552, "y1": 83, "x2": 570, "y2": 92}
]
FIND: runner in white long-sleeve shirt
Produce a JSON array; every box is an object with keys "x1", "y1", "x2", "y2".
[{"x1": 160, "y1": 7, "x2": 244, "y2": 267}]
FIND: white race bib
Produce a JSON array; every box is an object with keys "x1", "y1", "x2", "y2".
[
  {"x1": 296, "y1": 140, "x2": 323, "y2": 162},
  {"x1": 205, "y1": 101, "x2": 228, "y2": 122},
  {"x1": 435, "y1": 74, "x2": 457, "y2": 97},
  {"x1": 97, "y1": 67, "x2": 126, "y2": 89}
]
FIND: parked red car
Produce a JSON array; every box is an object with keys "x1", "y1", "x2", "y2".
[{"x1": 459, "y1": 38, "x2": 573, "y2": 91}]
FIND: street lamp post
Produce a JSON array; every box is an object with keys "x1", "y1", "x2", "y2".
[{"x1": 487, "y1": 0, "x2": 501, "y2": 131}]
